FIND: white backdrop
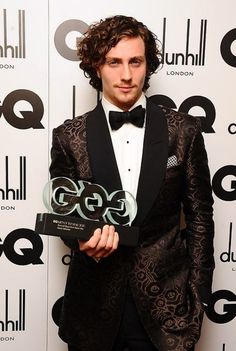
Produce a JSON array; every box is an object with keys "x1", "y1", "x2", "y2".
[{"x1": 0, "y1": 1, "x2": 235, "y2": 351}]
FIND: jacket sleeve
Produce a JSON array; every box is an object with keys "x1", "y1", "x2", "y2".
[
  {"x1": 182, "y1": 118, "x2": 214, "y2": 305},
  {"x1": 50, "y1": 127, "x2": 78, "y2": 181},
  {"x1": 49, "y1": 127, "x2": 81, "y2": 252}
]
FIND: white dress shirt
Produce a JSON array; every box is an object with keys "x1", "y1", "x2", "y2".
[{"x1": 101, "y1": 94, "x2": 146, "y2": 199}]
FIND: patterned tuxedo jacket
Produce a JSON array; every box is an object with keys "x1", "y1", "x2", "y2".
[{"x1": 49, "y1": 98, "x2": 214, "y2": 351}]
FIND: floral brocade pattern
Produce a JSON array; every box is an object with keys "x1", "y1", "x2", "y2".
[
  {"x1": 50, "y1": 113, "x2": 92, "y2": 182},
  {"x1": 128, "y1": 246, "x2": 205, "y2": 351},
  {"x1": 62, "y1": 114, "x2": 92, "y2": 179}
]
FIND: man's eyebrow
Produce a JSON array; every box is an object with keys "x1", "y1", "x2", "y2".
[
  {"x1": 105, "y1": 55, "x2": 145, "y2": 60},
  {"x1": 105, "y1": 57, "x2": 121, "y2": 61},
  {"x1": 130, "y1": 56, "x2": 145, "y2": 60}
]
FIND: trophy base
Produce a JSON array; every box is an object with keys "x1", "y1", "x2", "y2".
[{"x1": 35, "y1": 213, "x2": 139, "y2": 247}]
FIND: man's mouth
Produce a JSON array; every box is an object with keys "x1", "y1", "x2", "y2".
[{"x1": 117, "y1": 86, "x2": 134, "y2": 92}]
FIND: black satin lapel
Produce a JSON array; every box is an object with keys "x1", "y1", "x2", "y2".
[
  {"x1": 86, "y1": 103, "x2": 122, "y2": 193},
  {"x1": 134, "y1": 100, "x2": 168, "y2": 225}
]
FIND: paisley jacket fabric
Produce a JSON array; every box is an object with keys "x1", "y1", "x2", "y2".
[{"x1": 49, "y1": 98, "x2": 214, "y2": 351}]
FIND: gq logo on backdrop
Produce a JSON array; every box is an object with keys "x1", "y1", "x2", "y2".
[
  {"x1": 0, "y1": 89, "x2": 44, "y2": 129},
  {"x1": 212, "y1": 166, "x2": 236, "y2": 201},
  {"x1": 150, "y1": 94, "x2": 215, "y2": 133},
  {"x1": 221, "y1": 28, "x2": 236, "y2": 67},
  {"x1": 206, "y1": 290, "x2": 236, "y2": 324},
  {"x1": 0, "y1": 228, "x2": 43, "y2": 265},
  {"x1": 52, "y1": 296, "x2": 64, "y2": 326},
  {"x1": 54, "y1": 19, "x2": 89, "y2": 61},
  {"x1": 228, "y1": 123, "x2": 236, "y2": 135}
]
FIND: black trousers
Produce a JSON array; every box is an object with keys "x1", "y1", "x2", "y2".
[
  {"x1": 111, "y1": 286, "x2": 157, "y2": 351},
  {"x1": 68, "y1": 287, "x2": 156, "y2": 351},
  {"x1": 68, "y1": 286, "x2": 195, "y2": 351}
]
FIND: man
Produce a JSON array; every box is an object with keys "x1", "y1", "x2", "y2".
[{"x1": 50, "y1": 15, "x2": 214, "y2": 351}]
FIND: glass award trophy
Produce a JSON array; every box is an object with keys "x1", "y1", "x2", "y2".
[{"x1": 35, "y1": 177, "x2": 139, "y2": 246}]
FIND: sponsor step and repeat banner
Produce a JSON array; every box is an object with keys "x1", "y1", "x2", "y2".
[{"x1": 0, "y1": 0, "x2": 235, "y2": 350}]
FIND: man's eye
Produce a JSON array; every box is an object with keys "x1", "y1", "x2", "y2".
[
  {"x1": 131, "y1": 60, "x2": 142, "y2": 66},
  {"x1": 107, "y1": 60, "x2": 118, "y2": 66}
]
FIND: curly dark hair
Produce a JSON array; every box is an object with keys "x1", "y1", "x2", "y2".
[{"x1": 77, "y1": 15, "x2": 161, "y2": 92}]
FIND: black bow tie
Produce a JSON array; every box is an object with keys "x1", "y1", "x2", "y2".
[{"x1": 109, "y1": 105, "x2": 145, "y2": 131}]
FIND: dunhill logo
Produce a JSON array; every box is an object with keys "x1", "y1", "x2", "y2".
[
  {"x1": 0, "y1": 156, "x2": 26, "y2": 200},
  {"x1": 220, "y1": 222, "x2": 235, "y2": 263},
  {"x1": 161, "y1": 18, "x2": 207, "y2": 66},
  {"x1": 0, "y1": 289, "x2": 25, "y2": 332},
  {"x1": 0, "y1": 9, "x2": 26, "y2": 59}
]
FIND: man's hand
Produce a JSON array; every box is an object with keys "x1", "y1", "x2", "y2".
[{"x1": 78, "y1": 224, "x2": 119, "y2": 261}]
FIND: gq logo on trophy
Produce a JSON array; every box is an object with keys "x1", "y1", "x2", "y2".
[{"x1": 35, "y1": 177, "x2": 139, "y2": 246}]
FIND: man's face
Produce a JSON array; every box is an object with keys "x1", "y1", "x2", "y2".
[{"x1": 97, "y1": 36, "x2": 147, "y2": 110}]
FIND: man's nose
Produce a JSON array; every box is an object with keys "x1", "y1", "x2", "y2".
[{"x1": 120, "y1": 64, "x2": 132, "y2": 81}]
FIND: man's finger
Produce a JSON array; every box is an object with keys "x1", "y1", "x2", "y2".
[{"x1": 79, "y1": 227, "x2": 102, "y2": 251}]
